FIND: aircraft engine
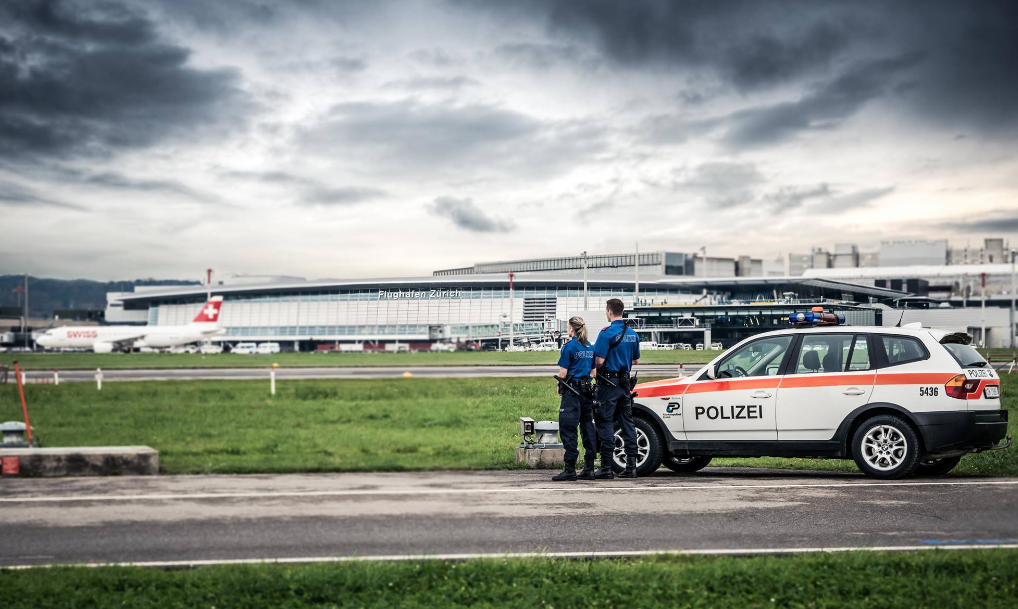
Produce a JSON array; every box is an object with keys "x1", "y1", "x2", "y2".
[{"x1": 92, "y1": 341, "x2": 115, "y2": 354}]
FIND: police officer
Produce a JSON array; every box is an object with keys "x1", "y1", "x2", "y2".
[
  {"x1": 551, "y1": 316, "x2": 598, "y2": 481},
  {"x1": 593, "y1": 298, "x2": 641, "y2": 479}
]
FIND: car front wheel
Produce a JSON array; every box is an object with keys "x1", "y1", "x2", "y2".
[
  {"x1": 612, "y1": 417, "x2": 663, "y2": 476},
  {"x1": 851, "y1": 415, "x2": 921, "y2": 479}
]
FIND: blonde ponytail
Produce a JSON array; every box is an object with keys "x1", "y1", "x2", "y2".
[{"x1": 568, "y1": 316, "x2": 589, "y2": 345}]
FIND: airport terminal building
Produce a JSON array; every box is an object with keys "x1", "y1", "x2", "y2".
[{"x1": 109, "y1": 272, "x2": 904, "y2": 351}]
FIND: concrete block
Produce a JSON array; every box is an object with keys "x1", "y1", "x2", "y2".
[
  {"x1": 0, "y1": 446, "x2": 159, "y2": 477},
  {"x1": 515, "y1": 446, "x2": 565, "y2": 468}
]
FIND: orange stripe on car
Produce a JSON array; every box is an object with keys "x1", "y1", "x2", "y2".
[
  {"x1": 683, "y1": 378, "x2": 782, "y2": 394},
  {"x1": 777, "y1": 373, "x2": 876, "y2": 389},
  {"x1": 875, "y1": 373, "x2": 958, "y2": 385}
]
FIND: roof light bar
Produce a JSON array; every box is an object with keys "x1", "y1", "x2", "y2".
[{"x1": 788, "y1": 307, "x2": 845, "y2": 326}]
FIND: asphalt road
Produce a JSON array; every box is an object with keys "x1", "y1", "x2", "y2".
[
  {"x1": 18, "y1": 364, "x2": 693, "y2": 382},
  {"x1": 2, "y1": 469, "x2": 1016, "y2": 567}
]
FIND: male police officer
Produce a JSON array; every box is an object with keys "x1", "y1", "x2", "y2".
[{"x1": 593, "y1": 298, "x2": 641, "y2": 479}]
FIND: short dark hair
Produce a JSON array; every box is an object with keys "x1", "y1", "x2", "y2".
[{"x1": 606, "y1": 298, "x2": 624, "y2": 317}]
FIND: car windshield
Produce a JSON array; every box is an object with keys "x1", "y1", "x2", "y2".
[{"x1": 942, "y1": 343, "x2": 988, "y2": 368}]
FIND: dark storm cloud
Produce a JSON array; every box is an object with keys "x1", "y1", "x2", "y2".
[
  {"x1": 721, "y1": 54, "x2": 922, "y2": 148},
  {"x1": 468, "y1": 0, "x2": 858, "y2": 90},
  {"x1": 0, "y1": 180, "x2": 85, "y2": 210},
  {"x1": 467, "y1": 0, "x2": 1018, "y2": 134},
  {"x1": 429, "y1": 196, "x2": 514, "y2": 233},
  {"x1": 0, "y1": 0, "x2": 252, "y2": 162}
]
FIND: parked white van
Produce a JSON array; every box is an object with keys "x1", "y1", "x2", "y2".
[
  {"x1": 256, "y1": 342, "x2": 281, "y2": 355},
  {"x1": 231, "y1": 342, "x2": 257, "y2": 354}
]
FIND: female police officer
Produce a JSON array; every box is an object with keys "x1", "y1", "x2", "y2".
[{"x1": 552, "y1": 316, "x2": 599, "y2": 482}]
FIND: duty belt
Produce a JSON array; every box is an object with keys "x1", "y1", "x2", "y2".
[{"x1": 601, "y1": 371, "x2": 630, "y2": 379}]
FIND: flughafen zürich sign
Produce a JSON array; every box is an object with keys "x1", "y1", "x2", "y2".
[{"x1": 378, "y1": 288, "x2": 465, "y2": 300}]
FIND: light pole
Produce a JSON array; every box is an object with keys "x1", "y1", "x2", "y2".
[
  {"x1": 582, "y1": 251, "x2": 588, "y2": 310},
  {"x1": 1011, "y1": 248, "x2": 1016, "y2": 348},
  {"x1": 981, "y1": 272, "x2": 986, "y2": 349},
  {"x1": 634, "y1": 242, "x2": 640, "y2": 307},
  {"x1": 508, "y1": 272, "x2": 515, "y2": 350},
  {"x1": 23, "y1": 273, "x2": 29, "y2": 349}
]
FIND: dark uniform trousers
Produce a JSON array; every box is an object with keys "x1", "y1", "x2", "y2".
[
  {"x1": 594, "y1": 376, "x2": 638, "y2": 461},
  {"x1": 559, "y1": 390, "x2": 598, "y2": 465}
]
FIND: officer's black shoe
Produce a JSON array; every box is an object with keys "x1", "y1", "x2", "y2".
[
  {"x1": 552, "y1": 463, "x2": 577, "y2": 482},
  {"x1": 594, "y1": 465, "x2": 614, "y2": 480},
  {"x1": 577, "y1": 462, "x2": 596, "y2": 480},
  {"x1": 618, "y1": 462, "x2": 638, "y2": 479}
]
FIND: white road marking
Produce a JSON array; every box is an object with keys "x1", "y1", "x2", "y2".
[
  {"x1": 2, "y1": 479, "x2": 1017, "y2": 504},
  {"x1": 4, "y1": 544, "x2": 1017, "y2": 570}
]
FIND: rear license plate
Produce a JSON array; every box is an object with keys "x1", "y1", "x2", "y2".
[{"x1": 985, "y1": 385, "x2": 1000, "y2": 399}]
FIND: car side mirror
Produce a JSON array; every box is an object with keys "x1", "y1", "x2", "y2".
[{"x1": 705, "y1": 364, "x2": 716, "y2": 380}]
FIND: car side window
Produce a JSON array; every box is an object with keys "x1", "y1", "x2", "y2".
[
  {"x1": 793, "y1": 334, "x2": 853, "y2": 374},
  {"x1": 716, "y1": 335, "x2": 793, "y2": 378},
  {"x1": 880, "y1": 335, "x2": 928, "y2": 366},
  {"x1": 846, "y1": 335, "x2": 870, "y2": 371}
]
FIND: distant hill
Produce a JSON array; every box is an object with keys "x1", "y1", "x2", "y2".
[{"x1": 0, "y1": 275, "x2": 200, "y2": 318}]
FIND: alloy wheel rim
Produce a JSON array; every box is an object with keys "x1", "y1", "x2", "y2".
[
  {"x1": 861, "y1": 424, "x2": 908, "y2": 471},
  {"x1": 614, "y1": 428, "x2": 649, "y2": 468}
]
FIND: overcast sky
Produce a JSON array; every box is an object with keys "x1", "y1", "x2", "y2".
[{"x1": 1, "y1": 0, "x2": 1016, "y2": 281}]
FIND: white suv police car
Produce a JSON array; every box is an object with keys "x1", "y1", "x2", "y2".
[{"x1": 621, "y1": 313, "x2": 1009, "y2": 479}]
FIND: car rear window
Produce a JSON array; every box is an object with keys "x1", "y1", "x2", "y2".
[
  {"x1": 880, "y1": 336, "x2": 928, "y2": 366},
  {"x1": 942, "y1": 343, "x2": 988, "y2": 368}
]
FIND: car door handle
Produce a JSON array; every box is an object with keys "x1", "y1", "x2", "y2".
[
  {"x1": 843, "y1": 387, "x2": 867, "y2": 396},
  {"x1": 750, "y1": 391, "x2": 772, "y2": 399}
]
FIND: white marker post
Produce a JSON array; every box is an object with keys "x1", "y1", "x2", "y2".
[
  {"x1": 54, "y1": 369, "x2": 59, "y2": 386},
  {"x1": 270, "y1": 363, "x2": 278, "y2": 395},
  {"x1": 96, "y1": 368, "x2": 102, "y2": 391}
]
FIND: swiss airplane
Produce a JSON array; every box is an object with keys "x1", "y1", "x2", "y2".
[{"x1": 35, "y1": 296, "x2": 225, "y2": 353}]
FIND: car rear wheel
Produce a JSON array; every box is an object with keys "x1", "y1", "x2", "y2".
[
  {"x1": 662, "y1": 455, "x2": 712, "y2": 474},
  {"x1": 914, "y1": 455, "x2": 963, "y2": 477},
  {"x1": 612, "y1": 417, "x2": 663, "y2": 476},
  {"x1": 851, "y1": 414, "x2": 921, "y2": 479}
]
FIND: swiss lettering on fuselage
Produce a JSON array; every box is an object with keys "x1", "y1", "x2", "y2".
[
  {"x1": 694, "y1": 405, "x2": 763, "y2": 420},
  {"x1": 67, "y1": 330, "x2": 99, "y2": 339}
]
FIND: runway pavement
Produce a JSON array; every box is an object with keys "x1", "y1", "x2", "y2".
[
  {"x1": 2, "y1": 469, "x2": 1016, "y2": 568},
  {"x1": 18, "y1": 364, "x2": 695, "y2": 382}
]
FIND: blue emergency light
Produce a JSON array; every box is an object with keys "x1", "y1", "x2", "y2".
[{"x1": 789, "y1": 308, "x2": 845, "y2": 326}]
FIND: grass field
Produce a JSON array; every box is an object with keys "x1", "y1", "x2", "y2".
[
  {"x1": 3, "y1": 349, "x2": 717, "y2": 370},
  {"x1": 2, "y1": 374, "x2": 1014, "y2": 476},
  {"x1": 1, "y1": 550, "x2": 1016, "y2": 608}
]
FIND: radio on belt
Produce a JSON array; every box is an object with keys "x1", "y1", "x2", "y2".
[{"x1": 788, "y1": 306, "x2": 845, "y2": 326}]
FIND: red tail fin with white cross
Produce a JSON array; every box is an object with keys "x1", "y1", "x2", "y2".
[{"x1": 192, "y1": 296, "x2": 223, "y2": 324}]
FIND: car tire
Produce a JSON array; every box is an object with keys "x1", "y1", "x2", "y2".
[
  {"x1": 662, "y1": 455, "x2": 713, "y2": 474},
  {"x1": 914, "y1": 455, "x2": 963, "y2": 477},
  {"x1": 612, "y1": 417, "x2": 663, "y2": 476},
  {"x1": 851, "y1": 414, "x2": 921, "y2": 480}
]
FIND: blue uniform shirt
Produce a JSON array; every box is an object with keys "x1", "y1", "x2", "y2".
[
  {"x1": 557, "y1": 337, "x2": 595, "y2": 381},
  {"x1": 593, "y1": 320, "x2": 640, "y2": 372}
]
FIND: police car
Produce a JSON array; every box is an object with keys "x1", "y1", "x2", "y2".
[{"x1": 620, "y1": 309, "x2": 1009, "y2": 479}]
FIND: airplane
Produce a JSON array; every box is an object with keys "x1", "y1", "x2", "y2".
[{"x1": 35, "y1": 296, "x2": 225, "y2": 353}]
